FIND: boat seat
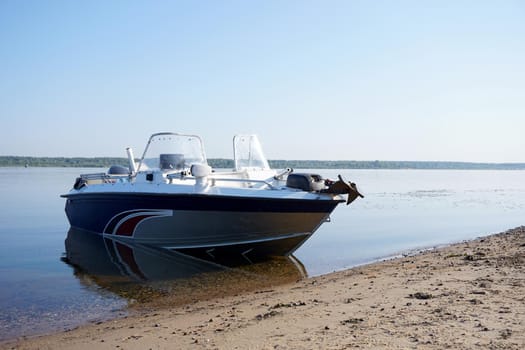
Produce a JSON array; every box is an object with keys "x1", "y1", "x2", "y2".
[{"x1": 160, "y1": 154, "x2": 185, "y2": 170}]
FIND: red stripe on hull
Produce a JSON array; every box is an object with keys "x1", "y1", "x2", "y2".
[{"x1": 115, "y1": 215, "x2": 151, "y2": 236}]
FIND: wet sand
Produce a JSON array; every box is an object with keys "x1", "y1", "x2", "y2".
[{"x1": 2, "y1": 226, "x2": 524, "y2": 349}]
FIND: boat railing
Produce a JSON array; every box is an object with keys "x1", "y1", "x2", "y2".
[
  {"x1": 209, "y1": 177, "x2": 276, "y2": 189},
  {"x1": 81, "y1": 172, "x2": 128, "y2": 179},
  {"x1": 79, "y1": 173, "x2": 108, "y2": 180},
  {"x1": 165, "y1": 172, "x2": 276, "y2": 189},
  {"x1": 79, "y1": 172, "x2": 129, "y2": 183},
  {"x1": 73, "y1": 172, "x2": 129, "y2": 190}
]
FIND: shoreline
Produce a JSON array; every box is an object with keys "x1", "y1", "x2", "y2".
[
  {"x1": 2, "y1": 226, "x2": 524, "y2": 349},
  {"x1": 3, "y1": 160, "x2": 525, "y2": 170}
]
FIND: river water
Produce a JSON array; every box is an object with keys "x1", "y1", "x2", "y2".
[{"x1": 0, "y1": 167, "x2": 524, "y2": 340}]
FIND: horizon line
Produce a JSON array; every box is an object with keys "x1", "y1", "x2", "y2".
[{"x1": 1, "y1": 156, "x2": 524, "y2": 165}]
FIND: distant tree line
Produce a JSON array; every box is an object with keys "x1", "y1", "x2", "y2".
[
  {"x1": 0, "y1": 156, "x2": 130, "y2": 168},
  {"x1": 269, "y1": 160, "x2": 525, "y2": 170},
  {"x1": 1, "y1": 156, "x2": 524, "y2": 170}
]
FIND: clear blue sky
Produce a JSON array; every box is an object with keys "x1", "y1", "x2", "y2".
[{"x1": 1, "y1": 0, "x2": 524, "y2": 162}]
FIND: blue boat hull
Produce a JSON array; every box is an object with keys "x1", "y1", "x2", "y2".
[{"x1": 62, "y1": 193, "x2": 341, "y2": 259}]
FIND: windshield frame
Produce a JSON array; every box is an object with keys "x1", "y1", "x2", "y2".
[
  {"x1": 137, "y1": 132, "x2": 207, "y2": 172},
  {"x1": 233, "y1": 134, "x2": 270, "y2": 171}
]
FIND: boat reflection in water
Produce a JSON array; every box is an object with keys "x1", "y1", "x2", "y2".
[{"x1": 62, "y1": 228, "x2": 306, "y2": 306}]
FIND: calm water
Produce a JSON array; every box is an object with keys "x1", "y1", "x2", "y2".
[{"x1": 0, "y1": 167, "x2": 524, "y2": 340}]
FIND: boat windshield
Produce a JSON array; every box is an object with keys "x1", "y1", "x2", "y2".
[
  {"x1": 233, "y1": 135, "x2": 270, "y2": 170},
  {"x1": 138, "y1": 133, "x2": 207, "y2": 172}
]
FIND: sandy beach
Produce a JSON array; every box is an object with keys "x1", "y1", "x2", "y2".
[{"x1": 2, "y1": 226, "x2": 524, "y2": 349}]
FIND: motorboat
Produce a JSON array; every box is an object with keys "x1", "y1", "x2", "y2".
[{"x1": 61, "y1": 132, "x2": 363, "y2": 262}]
